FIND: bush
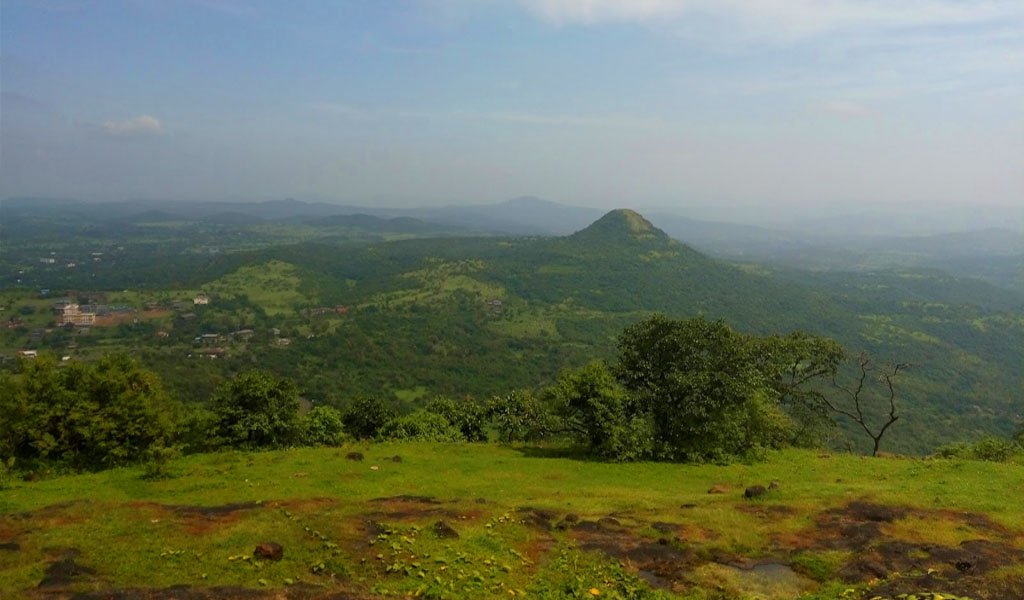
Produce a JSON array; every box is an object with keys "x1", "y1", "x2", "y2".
[
  {"x1": 934, "y1": 436, "x2": 1020, "y2": 462},
  {"x1": 210, "y1": 370, "x2": 301, "y2": 449},
  {"x1": 141, "y1": 445, "x2": 180, "y2": 480},
  {"x1": 377, "y1": 410, "x2": 463, "y2": 442},
  {"x1": 934, "y1": 442, "x2": 971, "y2": 459},
  {"x1": 301, "y1": 405, "x2": 347, "y2": 446},
  {"x1": 489, "y1": 390, "x2": 560, "y2": 443},
  {"x1": 970, "y1": 436, "x2": 1017, "y2": 462},
  {"x1": 0, "y1": 457, "x2": 15, "y2": 490},
  {"x1": 424, "y1": 397, "x2": 487, "y2": 442},
  {"x1": 342, "y1": 397, "x2": 396, "y2": 440}
]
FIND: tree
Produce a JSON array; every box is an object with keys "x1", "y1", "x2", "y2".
[
  {"x1": 615, "y1": 315, "x2": 783, "y2": 462},
  {"x1": 824, "y1": 354, "x2": 907, "y2": 457},
  {"x1": 300, "y1": 405, "x2": 347, "y2": 446},
  {"x1": 489, "y1": 390, "x2": 558, "y2": 443},
  {"x1": 210, "y1": 369, "x2": 300, "y2": 449},
  {"x1": 0, "y1": 354, "x2": 176, "y2": 470},
  {"x1": 546, "y1": 361, "x2": 653, "y2": 461},
  {"x1": 423, "y1": 397, "x2": 488, "y2": 442},
  {"x1": 342, "y1": 397, "x2": 396, "y2": 440},
  {"x1": 749, "y1": 332, "x2": 845, "y2": 447}
]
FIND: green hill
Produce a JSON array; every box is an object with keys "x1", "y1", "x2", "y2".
[{"x1": 2, "y1": 210, "x2": 1022, "y2": 454}]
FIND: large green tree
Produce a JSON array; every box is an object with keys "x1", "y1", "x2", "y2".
[
  {"x1": 0, "y1": 354, "x2": 176, "y2": 470},
  {"x1": 210, "y1": 369, "x2": 300, "y2": 449},
  {"x1": 612, "y1": 315, "x2": 841, "y2": 462},
  {"x1": 615, "y1": 315, "x2": 776, "y2": 461}
]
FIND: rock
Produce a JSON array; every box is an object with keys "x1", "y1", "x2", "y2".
[
  {"x1": 563, "y1": 513, "x2": 580, "y2": 523},
  {"x1": 433, "y1": 520, "x2": 459, "y2": 539},
  {"x1": 707, "y1": 484, "x2": 730, "y2": 494},
  {"x1": 254, "y1": 542, "x2": 283, "y2": 561},
  {"x1": 345, "y1": 452, "x2": 364, "y2": 461},
  {"x1": 744, "y1": 485, "x2": 768, "y2": 499},
  {"x1": 768, "y1": 480, "x2": 780, "y2": 490}
]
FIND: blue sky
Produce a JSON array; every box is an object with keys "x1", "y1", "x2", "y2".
[{"x1": 2, "y1": 0, "x2": 1022, "y2": 215}]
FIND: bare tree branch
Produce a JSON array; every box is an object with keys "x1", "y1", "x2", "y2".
[{"x1": 826, "y1": 354, "x2": 908, "y2": 456}]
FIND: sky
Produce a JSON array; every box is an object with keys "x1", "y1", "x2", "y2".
[{"x1": 2, "y1": 0, "x2": 1022, "y2": 216}]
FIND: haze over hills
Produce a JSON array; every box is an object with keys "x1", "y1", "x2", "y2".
[{"x1": 7, "y1": 195, "x2": 1023, "y2": 293}]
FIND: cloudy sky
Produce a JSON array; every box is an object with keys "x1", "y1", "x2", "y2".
[{"x1": 2, "y1": 0, "x2": 1022, "y2": 215}]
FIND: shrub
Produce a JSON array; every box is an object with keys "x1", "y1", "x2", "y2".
[
  {"x1": 210, "y1": 370, "x2": 301, "y2": 449},
  {"x1": 0, "y1": 457, "x2": 15, "y2": 490},
  {"x1": 934, "y1": 442, "x2": 970, "y2": 459},
  {"x1": 423, "y1": 397, "x2": 487, "y2": 442},
  {"x1": 377, "y1": 410, "x2": 463, "y2": 442},
  {"x1": 342, "y1": 397, "x2": 397, "y2": 440},
  {"x1": 970, "y1": 436, "x2": 1017, "y2": 462},
  {"x1": 934, "y1": 436, "x2": 1020, "y2": 462},
  {"x1": 489, "y1": 390, "x2": 560, "y2": 443},
  {"x1": 301, "y1": 405, "x2": 347, "y2": 446},
  {"x1": 141, "y1": 445, "x2": 180, "y2": 480}
]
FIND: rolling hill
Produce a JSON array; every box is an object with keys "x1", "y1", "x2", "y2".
[{"x1": 3, "y1": 209, "x2": 1022, "y2": 453}]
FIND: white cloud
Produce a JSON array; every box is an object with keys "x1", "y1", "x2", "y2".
[
  {"x1": 102, "y1": 114, "x2": 163, "y2": 135},
  {"x1": 518, "y1": 0, "x2": 1024, "y2": 40}
]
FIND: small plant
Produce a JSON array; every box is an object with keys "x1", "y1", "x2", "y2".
[
  {"x1": 0, "y1": 457, "x2": 15, "y2": 489},
  {"x1": 141, "y1": 445, "x2": 180, "y2": 480}
]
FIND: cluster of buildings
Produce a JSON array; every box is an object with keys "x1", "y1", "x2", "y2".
[{"x1": 54, "y1": 303, "x2": 97, "y2": 327}]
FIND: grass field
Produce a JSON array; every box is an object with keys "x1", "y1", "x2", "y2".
[
  {"x1": 2, "y1": 445, "x2": 1022, "y2": 599},
  {"x1": 204, "y1": 260, "x2": 313, "y2": 316}
]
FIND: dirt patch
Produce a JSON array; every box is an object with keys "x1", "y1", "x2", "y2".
[
  {"x1": 734, "y1": 504, "x2": 799, "y2": 520},
  {"x1": 268, "y1": 497, "x2": 338, "y2": 512},
  {"x1": 167, "y1": 502, "x2": 263, "y2": 518},
  {"x1": 369, "y1": 495, "x2": 440, "y2": 504},
  {"x1": 570, "y1": 518, "x2": 700, "y2": 591},
  {"x1": 159, "y1": 502, "x2": 263, "y2": 535},
  {"x1": 38, "y1": 549, "x2": 97, "y2": 588},
  {"x1": 517, "y1": 507, "x2": 560, "y2": 531},
  {"x1": 364, "y1": 496, "x2": 478, "y2": 524},
  {"x1": 35, "y1": 583, "x2": 376, "y2": 599},
  {"x1": 813, "y1": 502, "x2": 909, "y2": 551},
  {"x1": 802, "y1": 501, "x2": 1024, "y2": 599},
  {"x1": 649, "y1": 522, "x2": 716, "y2": 543}
]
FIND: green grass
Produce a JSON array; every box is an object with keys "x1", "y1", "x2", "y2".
[
  {"x1": 203, "y1": 260, "x2": 312, "y2": 316},
  {"x1": 2, "y1": 445, "x2": 1021, "y2": 599}
]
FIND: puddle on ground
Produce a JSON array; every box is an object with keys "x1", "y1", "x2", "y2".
[{"x1": 716, "y1": 562, "x2": 816, "y2": 600}]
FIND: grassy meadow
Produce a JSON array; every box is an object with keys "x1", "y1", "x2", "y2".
[{"x1": 2, "y1": 444, "x2": 1022, "y2": 599}]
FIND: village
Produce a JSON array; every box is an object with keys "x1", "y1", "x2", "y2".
[{"x1": 1, "y1": 286, "x2": 365, "y2": 363}]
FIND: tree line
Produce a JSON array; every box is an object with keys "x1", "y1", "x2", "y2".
[{"x1": 3, "y1": 314, "x2": 1017, "y2": 476}]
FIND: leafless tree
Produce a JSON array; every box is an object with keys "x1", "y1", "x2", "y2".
[{"x1": 824, "y1": 353, "x2": 908, "y2": 457}]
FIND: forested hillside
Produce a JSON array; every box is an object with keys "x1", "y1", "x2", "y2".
[{"x1": 2, "y1": 210, "x2": 1022, "y2": 453}]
